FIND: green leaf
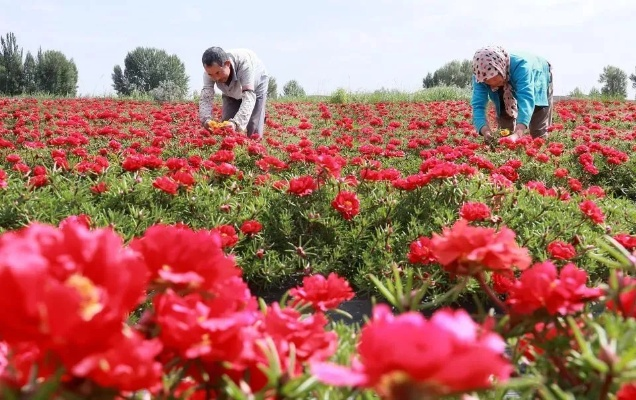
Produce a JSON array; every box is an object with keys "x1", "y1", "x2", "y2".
[{"x1": 367, "y1": 273, "x2": 397, "y2": 307}]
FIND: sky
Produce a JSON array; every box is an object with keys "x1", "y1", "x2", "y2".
[{"x1": 1, "y1": 0, "x2": 635, "y2": 98}]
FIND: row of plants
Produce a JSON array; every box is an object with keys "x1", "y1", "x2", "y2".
[
  {"x1": 0, "y1": 212, "x2": 635, "y2": 399},
  {"x1": 0, "y1": 98, "x2": 635, "y2": 299}
]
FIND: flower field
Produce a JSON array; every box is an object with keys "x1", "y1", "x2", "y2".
[{"x1": 0, "y1": 96, "x2": 635, "y2": 399}]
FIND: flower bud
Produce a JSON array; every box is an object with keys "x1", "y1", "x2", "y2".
[{"x1": 598, "y1": 343, "x2": 619, "y2": 368}]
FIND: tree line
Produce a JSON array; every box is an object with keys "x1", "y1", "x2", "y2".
[
  {"x1": 0, "y1": 32, "x2": 78, "y2": 96},
  {"x1": 422, "y1": 59, "x2": 636, "y2": 100},
  {"x1": 3, "y1": 30, "x2": 636, "y2": 100},
  {"x1": 0, "y1": 31, "x2": 309, "y2": 101}
]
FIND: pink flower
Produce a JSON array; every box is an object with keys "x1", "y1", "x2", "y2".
[{"x1": 311, "y1": 305, "x2": 511, "y2": 398}]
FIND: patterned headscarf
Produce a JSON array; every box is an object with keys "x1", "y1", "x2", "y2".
[{"x1": 473, "y1": 46, "x2": 517, "y2": 119}]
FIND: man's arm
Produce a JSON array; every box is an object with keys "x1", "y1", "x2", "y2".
[
  {"x1": 198, "y1": 72, "x2": 216, "y2": 126},
  {"x1": 229, "y1": 61, "x2": 258, "y2": 132},
  {"x1": 229, "y1": 91, "x2": 257, "y2": 131}
]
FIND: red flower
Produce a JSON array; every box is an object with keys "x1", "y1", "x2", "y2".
[
  {"x1": 70, "y1": 327, "x2": 163, "y2": 392},
  {"x1": 153, "y1": 288, "x2": 256, "y2": 364},
  {"x1": 213, "y1": 162, "x2": 239, "y2": 177},
  {"x1": 152, "y1": 176, "x2": 179, "y2": 195},
  {"x1": 617, "y1": 382, "x2": 636, "y2": 400},
  {"x1": 406, "y1": 237, "x2": 437, "y2": 265},
  {"x1": 613, "y1": 233, "x2": 636, "y2": 251},
  {"x1": 459, "y1": 202, "x2": 491, "y2": 221},
  {"x1": 0, "y1": 221, "x2": 148, "y2": 370},
  {"x1": 606, "y1": 274, "x2": 636, "y2": 318},
  {"x1": 90, "y1": 182, "x2": 108, "y2": 194},
  {"x1": 172, "y1": 170, "x2": 196, "y2": 186},
  {"x1": 331, "y1": 191, "x2": 360, "y2": 220},
  {"x1": 316, "y1": 154, "x2": 345, "y2": 178},
  {"x1": 554, "y1": 168, "x2": 569, "y2": 178},
  {"x1": 0, "y1": 341, "x2": 56, "y2": 388},
  {"x1": 261, "y1": 303, "x2": 337, "y2": 371},
  {"x1": 311, "y1": 305, "x2": 511, "y2": 398},
  {"x1": 430, "y1": 219, "x2": 532, "y2": 276},
  {"x1": 289, "y1": 273, "x2": 355, "y2": 311},
  {"x1": 130, "y1": 224, "x2": 241, "y2": 291},
  {"x1": 240, "y1": 220, "x2": 262, "y2": 236},
  {"x1": 59, "y1": 214, "x2": 92, "y2": 229},
  {"x1": 272, "y1": 180, "x2": 287, "y2": 190},
  {"x1": 579, "y1": 200, "x2": 605, "y2": 224},
  {"x1": 28, "y1": 173, "x2": 48, "y2": 188},
  {"x1": 287, "y1": 175, "x2": 317, "y2": 196},
  {"x1": 506, "y1": 261, "x2": 602, "y2": 316},
  {"x1": 491, "y1": 272, "x2": 516, "y2": 295},
  {"x1": 223, "y1": 303, "x2": 338, "y2": 393},
  {"x1": 212, "y1": 224, "x2": 239, "y2": 248},
  {"x1": 568, "y1": 178, "x2": 583, "y2": 192},
  {"x1": 0, "y1": 169, "x2": 7, "y2": 189},
  {"x1": 5, "y1": 154, "x2": 21, "y2": 163},
  {"x1": 547, "y1": 240, "x2": 577, "y2": 260}
]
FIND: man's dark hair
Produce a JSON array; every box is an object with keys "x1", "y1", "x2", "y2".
[{"x1": 202, "y1": 47, "x2": 229, "y2": 67}]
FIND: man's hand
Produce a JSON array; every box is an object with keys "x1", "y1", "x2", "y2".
[
  {"x1": 203, "y1": 119, "x2": 214, "y2": 132},
  {"x1": 204, "y1": 119, "x2": 234, "y2": 132}
]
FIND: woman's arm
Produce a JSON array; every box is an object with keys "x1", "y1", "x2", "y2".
[
  {"x1": 471, "y1": 76, "x2": 491, "y2": 134},
  {"x1": 511, "y1": 61, "x2": 535, "y2": 130}
]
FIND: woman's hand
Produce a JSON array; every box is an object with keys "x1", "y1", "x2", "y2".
[
  {"x1": 502, "y1": 124, "x2": 527, "y2": 142},
  {"x1": 480, "y1": 126, "x2": 494, "y2": 142},
  {"x1": 514, "y1": 124, "x2": 527, "y2": 137}
]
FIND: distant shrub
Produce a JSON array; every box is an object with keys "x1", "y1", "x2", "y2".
[
  {"x1": 329, "y1": 88, "x2": 349, "y2": 104},
  {"x1": 150, "y1": 80, "x2": 187, "y2": 103}
]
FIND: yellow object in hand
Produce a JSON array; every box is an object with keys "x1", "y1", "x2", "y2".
[
  {"x1": 499, "y1": 129, "x2": 511, "y2": 137},
  {"x1": 207, "y1": 120, "x2": 232, "y2": 129}
]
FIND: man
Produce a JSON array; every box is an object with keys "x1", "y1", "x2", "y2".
[{"x1": 198, "y1": 47, "x2": 269, "y2": 139}]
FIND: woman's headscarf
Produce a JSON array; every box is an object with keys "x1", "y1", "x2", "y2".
[{"x1": 473, "y1": 46, "x2": 517, "y2": 119}]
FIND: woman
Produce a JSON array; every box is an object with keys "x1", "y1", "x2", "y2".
[{"x1": 471, "y1": 46, "x2": 553, "y2": 142}]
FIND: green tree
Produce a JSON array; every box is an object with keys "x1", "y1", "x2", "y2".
[
  {"x1": 35, "y1": 50, "x2": 78, "y2": 96},
  {"x1": 422, "y1": 72, "x2": 435, "y2": 88},
  {"x1": 267, "y1": 76, "x2": 278, "y2": 99},
  {"x1": 112, "y1": 65, "x2": 129, "y2": 96},
  {"x1": 598, "y1": 65, "x2": 627, "y2": 99},
  {"x1": 629, "y1": 67, "x2": 636, "y2": 91},
  {"x1": 423, "y1": 59, "x2": 473, "y2": 89},
  {"x1": 112, "y1": 47, "x2": 189, "y2": 96},
  {"x1": 22, "y1": 51, "x2": 38, "y2": 94},
  {"x1": 282, "y1": 79, "x2": 305, "y2": 97},
  {"x1": 0, "y1": 32, "x2": 24, "y2": 95},
  {"x1": 589, "y1": 87, "x2": 601, "y2": 97}
]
